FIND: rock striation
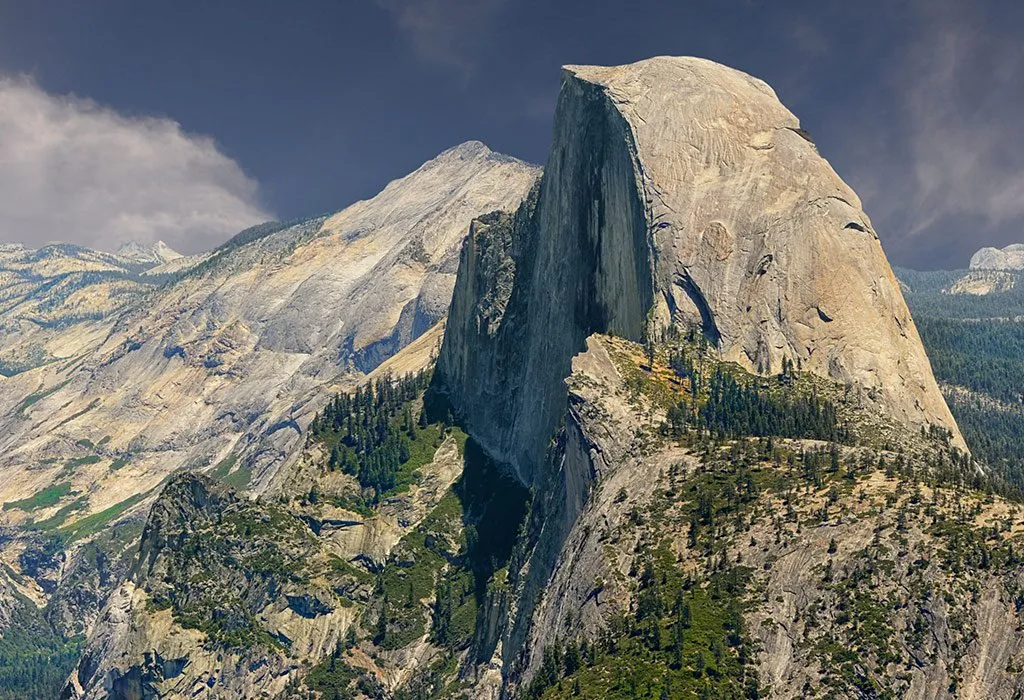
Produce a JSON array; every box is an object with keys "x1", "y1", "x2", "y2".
[
  {"x1": 0, "y1": 142, "x2": 538, "y2": 686},
  {"x1": 946, "y1": 269, "x2": 1018, "y2": 296},
  {"x1": 0, "y1": 141, "x2": 538, "y2": 526},
  {"x1": 970, "y1": 243, "x2": 1024, "y2": 271},
  {"x1": 437, "y1": 56, "x2": 964, "y2": 487}
]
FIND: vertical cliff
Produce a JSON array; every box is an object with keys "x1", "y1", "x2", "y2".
[
  {"x1": 437, "y1": 74, "x2": 656, "y2": 485},
  {"x1": 437, "y1": 56, "x2": 963, "y2": 490}
]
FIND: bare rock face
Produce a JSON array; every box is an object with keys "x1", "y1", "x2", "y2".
[
  {"x1": 946, "y1": 270, "x2": 1019, "y2": 296},
  {"x1": 64, "y1": 474, "x2": 358, "y2": 700},
  {"x1": 0, "y1": 142, "x2": 538, "y2": 676},
  {"x1": 114, "y1": 240, "x2": 182, "y2": 266},
  {"x1": 438, "y1": 56, "x2": 963, "y2": 487},
  {"x1": 0, "y1": 142, "x2": 538, "y2": 525},
  {"x1": 970, "y1": 243, "x2": 1024, "y2": 271}
]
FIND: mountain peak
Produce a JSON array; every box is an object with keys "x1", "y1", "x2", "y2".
[
  {"x1": 970, "y1": 243, "x2": 1024, "y2": 270},
  {"x1": 115, "y1": 240, "x2": 182, "y2": 265},
  {"x1": 438, "y1": 55, "x2": 964, "y2": 487}
]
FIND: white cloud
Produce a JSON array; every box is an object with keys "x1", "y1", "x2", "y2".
[{"x1": 0, "y1": 77, "x2": 272, "y2": 254}]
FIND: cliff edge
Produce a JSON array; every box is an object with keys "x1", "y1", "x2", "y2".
[{"x1": 437, "y1": 56, "x2": 964, "y2": 486}]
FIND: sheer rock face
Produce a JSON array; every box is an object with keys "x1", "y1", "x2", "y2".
[
  {"x1": 0, "y1": 141, "x2": 539, "y2": 527},
  {"x1": 438, "y1": 57, "x2": 963, "y2": 486},
  {"x1": 0, "y1": 142, "x2": 537, "y2": 667}
]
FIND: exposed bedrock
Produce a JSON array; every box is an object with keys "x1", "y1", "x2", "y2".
[{"x1": 437, "y1": 56, "x2": 964, "y2": 488}]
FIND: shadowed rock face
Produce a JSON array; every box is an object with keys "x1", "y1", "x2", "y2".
[
  {"x1": 0, "y1": 143, "x2": 539, "y2": 684},
  {"x1": 438, "y1": 56, "x2": 964, "y2": 487},
  {"x1": 0, "y1": 141, "x2": 540, "y2": 527}
]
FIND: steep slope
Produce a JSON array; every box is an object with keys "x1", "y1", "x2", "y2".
[
  {"x1": 438, "y1": 57, "x2": 962, "y2": 490},
  {"x1": 0, "y1": 243, "x2": 161, "y2": 377},
  {"x1": 490, "y1": 334, "x2": 1023, "y2": 700},
  {"x1": 0, "y1": 142, "x2": 538, "y2": 696},
  {"x1": 54, "y1": 57, "x2": 1020, "y2": 700},
  {"x1": 430, "y1": 57, "x2": 987, "y2": 697},
  {"x1": 63, "y1": 364, "x2": 481, "y2": 699},
  {"x1": 0, "y1": 140, "x2": 537, "y2": 523}
]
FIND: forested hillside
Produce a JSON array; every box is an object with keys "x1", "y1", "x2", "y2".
[{"x1": 898, "y1": 268, "x2": 1024, "y2": 486}]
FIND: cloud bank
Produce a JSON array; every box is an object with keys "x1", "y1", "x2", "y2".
[{"x1": 0, "y1": 77, "x2": 271, "y2": 254}]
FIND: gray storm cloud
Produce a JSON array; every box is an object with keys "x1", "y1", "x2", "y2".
[
  {"x1": 0, "y1": 77, "x2": 272, "y2": 254},
  {"x1": 838, "y1": 0, "x2": 1024, "y2": 269},
  {"x1": 375, "y1": 0, "x2": 507, "y2": 82}
]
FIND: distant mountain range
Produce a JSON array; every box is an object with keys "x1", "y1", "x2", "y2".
[
  {"x1": 970, "y1": 243, "x2": 1024, "y2": 271},
  {"x1": 0, "y1": 140, "x2": 539, "y2": 698}
]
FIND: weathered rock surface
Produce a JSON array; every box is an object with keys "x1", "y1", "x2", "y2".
[
  {"x1": 945, "y1": 269, "x2": 1019, "y2": 296},
  {"x1": 63, "y1": 475, "x2": 356, "y2": 699},
  {"x1": 0, "y1": 141, "x2": 537, "y2": 529},
  {"x1": 0, "y1": 242, "x2": 162, "y2": 377},
  {"x1": 0, "y1": 142, "x2": 537, "y2": 695},
  {"x1": 65, "y1": 418, "x2": 470, "y2": 698},
  {"x1": 438, "y1": 57, "x2": 964, "y2": 489},
  {"x1": 114, "y1": 240, "x2": 182, "y2": 267},
  {"x1": 970, "y1": 243, "x2": 1024, "y2": 270},
  {"x1": 488, "y1": 333, "x2": 1024, "y2": 699}
]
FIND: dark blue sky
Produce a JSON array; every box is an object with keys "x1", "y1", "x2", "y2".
[{"x1": 0, "y1": 0, "x2": 1021, "y2": 268}]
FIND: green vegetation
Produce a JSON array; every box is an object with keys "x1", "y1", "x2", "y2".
[
  {"x1": 310, "y1": 370, "x2": 438, "y2": 504},
  {"x1": 897, "y1": 267, "x2": 1024, "y2": 320},
  {"x1": 148, "y1": 488, "x2": 315, "y2": 651},
  {"x1": 528, "y1": 558, "x2": 757, "y2": 700},
  {"x1": 302, "y1": 633, "x2": 382, "y2": 699},
  {"x1": 370, "y1": 435, "x2": 529, "y2": 658},
  {"x1": 58, "y1": 492, "x2": 146, "y2": 543},
  {"x1": 64, "y1": 454, "x2": 102, "y2": 469},
  {"x1": 916, "y1": 318, "x2": 1024, "y2": 404},
  {"x1": 16, "y1": 380, "x2": 72, "y2": 416},
  {"x1": 26, "y1": 498, "x2": 88, "y2": 532},
  {"x1": 0, "y1": 595, "x2": 83, "y2": 699},
  {"x1": 210, "y1": 454, "x2": 238, "y2": 480},
  {"x1": 209, "y1": 454, "x2": 253, "y2": 489},
  {"x1": 221, "y1": 462, "x2": 252, "y2": 490},
  {"x1": 647, "y1": 325, "x2": 847, "y2": 445},
  {"x1": 685, "y1": 367, "x2": 843, "y2": 442},
  {"x1": 374, "y1": 491, "x2": 475, "y2": 650},
  {"x1": 2, "y1": 481, "x2": 73, "y2": 511},
  {"x1": 897, "y1": 269, "x2": 1024, "y2": 488}
]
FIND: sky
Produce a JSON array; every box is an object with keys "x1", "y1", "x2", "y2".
[{"x1": 0, "y1": 0, "x2": 1020, "y2": 269}]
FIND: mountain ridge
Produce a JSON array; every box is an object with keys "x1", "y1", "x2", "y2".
[
  {"x1": 3, "y1": 58, "x2": 1020, "y2": 700},
  {"x1": 970, "y1": 243, "x2": 1024, "y2": 271},
  {"x1": 0, "y1": 141, "x2": 539, "y2": 697}
]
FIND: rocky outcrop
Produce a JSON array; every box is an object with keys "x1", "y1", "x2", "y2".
[
  {"x1": 0, "y1": 242, "x2": 163, "y2": 378},
  {"x1": 0, "y1": 141, "x2": 536, "y2": 529},
  {"x1": 946, "y1": 270, "x2": 1019, "y2": 296},
  {"x1": 0, "y1": 142, "x2": 537, "y2": 697},
  {"x1": 114, "y1": 240, "x2": 182, "y2": 266},
  {"x1": 490, "y1": 333, "x2": 1024, "y2": 699},
  {"x1": 63, "y1": 474, "x2": 353, "y2": 699},
  {"x1": 437, "y1": 56, "x2": 964, "y2": 489},
  {"x1": 970, "y1": 243, "x2": 1024, "y2": 270}
]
